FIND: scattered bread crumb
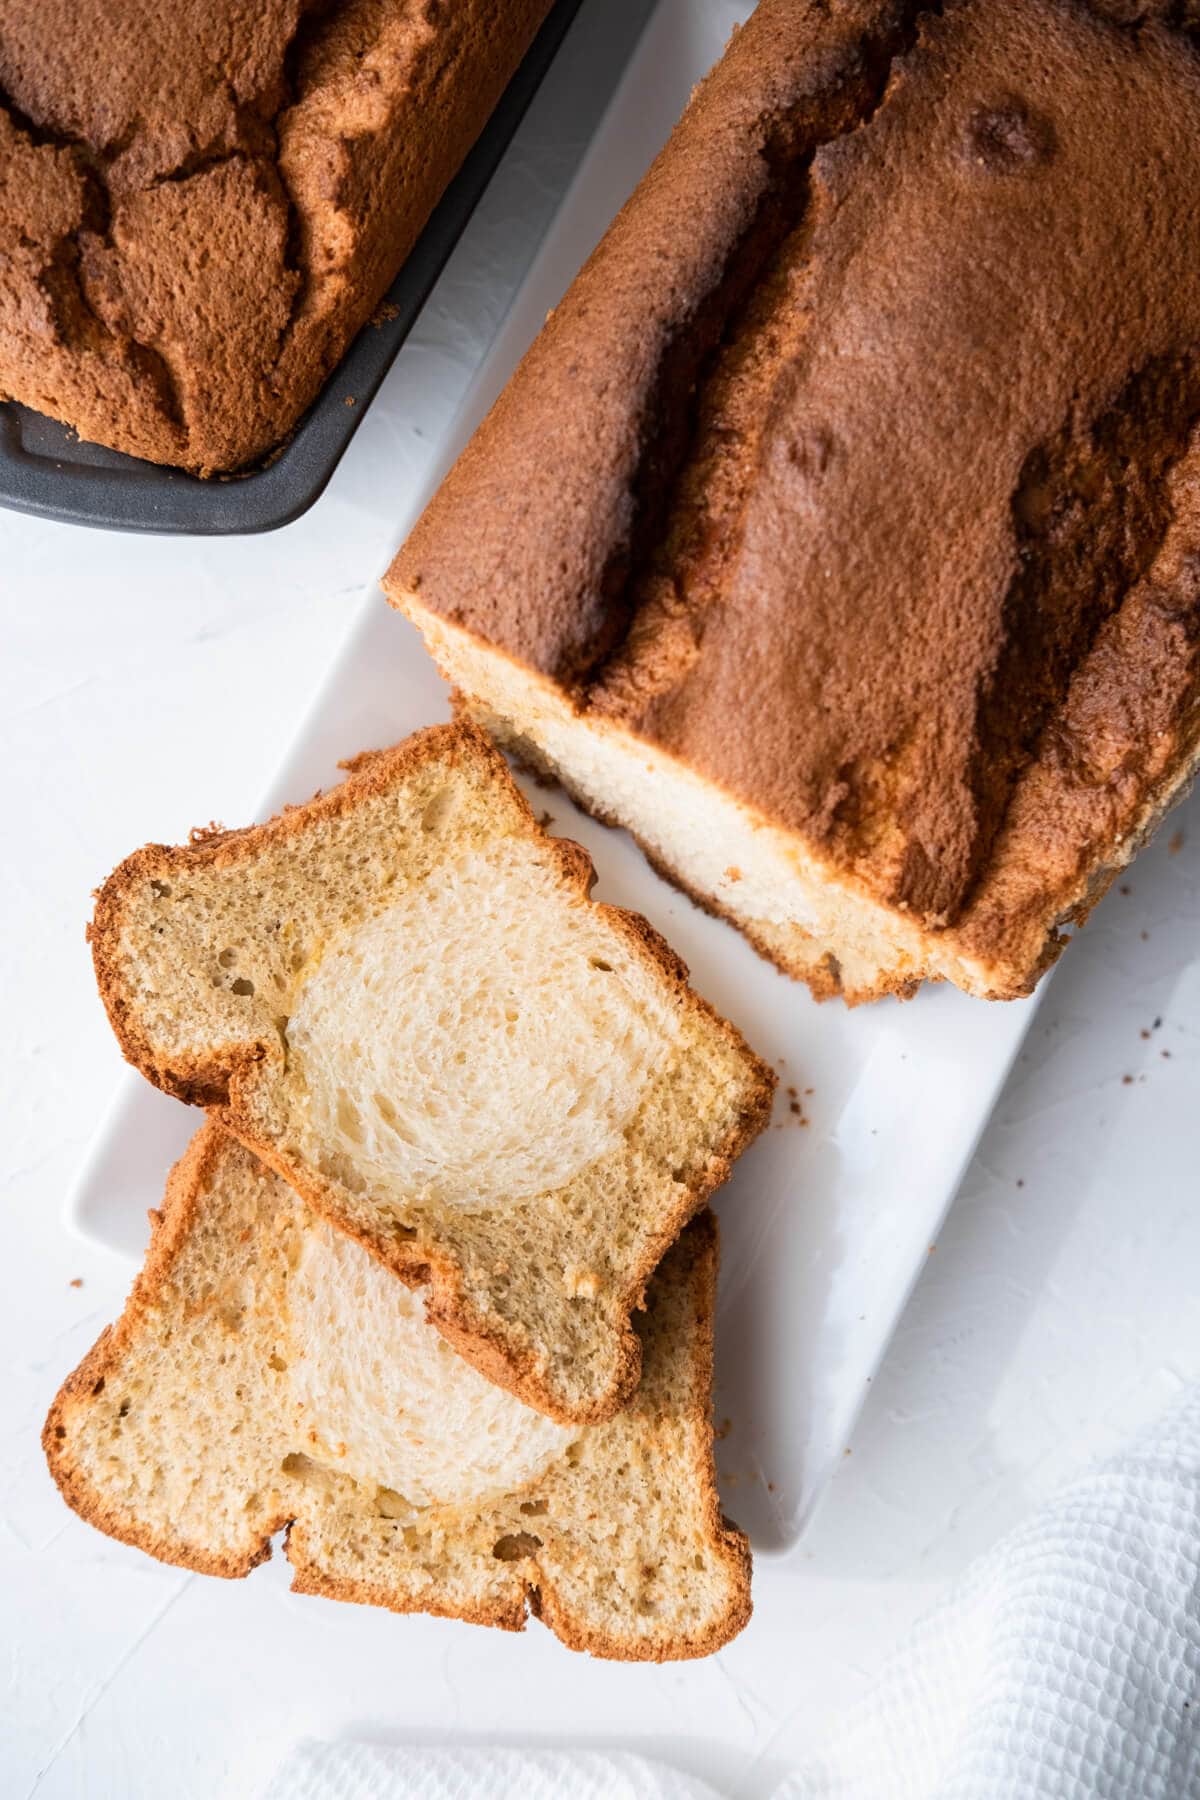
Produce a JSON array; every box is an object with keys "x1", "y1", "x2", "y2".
[
  {"x1": 69, "y1": 1277, "x2": 83, "y2": 1289},
  {"x1": 1168, "y1": 830, "x2": 1185, "y2": 855}
]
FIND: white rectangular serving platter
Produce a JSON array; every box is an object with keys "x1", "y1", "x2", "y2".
[{"x1": 69, "y1": 0, "x2": 1041, "y2": 1556}]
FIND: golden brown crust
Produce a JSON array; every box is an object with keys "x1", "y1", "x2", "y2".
[
  {"x1": 88, "y1": 721, "x2": 774, "y2": 1424},
  {"x1": 43, "y1": 1127, "x2": 751, "y2": 1661},
  {"x1": 286, "y1": 1548, "x2": 530, "y2": 1636},
  {"x1": 388, "y1": 0, "x2": 1200, "y2": 1001},
  {"x1": 0, "y1": 0, "x2": 552, "y2": 473},
  {"x1": 391, "y1": 0, "x2": 905, "y2": 677}
]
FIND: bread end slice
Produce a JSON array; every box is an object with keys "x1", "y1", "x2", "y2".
[
  {"x1": 45, "y1": 1126, "x2": 751, "y2": 1661},
  {"x1": 88, "y1": 723, "x2": 773, "y2": 1423}
]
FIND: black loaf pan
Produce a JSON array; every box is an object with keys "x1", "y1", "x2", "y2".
[{"x1": 0, "y1": 0, "x2": 583, "y2": 537}]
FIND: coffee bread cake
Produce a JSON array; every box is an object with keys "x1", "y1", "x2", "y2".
[
  {"x1": 387, "y1": 0, "x2": 1200, "y2": 1003},
  {"x1": 0, "y1": 0, "x2": 552, "y2": 473}
]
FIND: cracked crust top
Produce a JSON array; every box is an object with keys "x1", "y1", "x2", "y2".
[
  {"x1": 88, "y1": 721, "x2": 774, "y2": 1425},
  {"x1": 0, "y1": 0, "x2": 552, "y2": 473},
  {"x1": 388, "y1": 0, "x2": 1200, "y2": 988},
  {"x1": 44, "y1": 1125, "x2": 752, "y2": 1662}
]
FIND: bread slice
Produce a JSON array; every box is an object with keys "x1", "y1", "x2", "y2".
[
  {"x1": 89, "y1": 722, "x2": 772, "y2": 1424},
  {"x1": 44, "y1": 1125, "x2": 751, "y2": 1661},
  {"x1": 385, "y1": 0, "x2": 1200, "y2": 1005}
]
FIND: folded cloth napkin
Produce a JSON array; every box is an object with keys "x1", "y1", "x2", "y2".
[
  {"x1": 264, "y1": 1390, "x2": 1200, "y2": 1800},
  {"x1": 262, "y1": 1744, "x2": 722, "y2": 1800},
  {"x1": 780, "y1": 1384, "x2": 1200, "y2": 1800}
]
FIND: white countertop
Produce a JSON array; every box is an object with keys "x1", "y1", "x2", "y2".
[{"x1": 3, "y1": 6, "x2": 1199, "y2": 1794}]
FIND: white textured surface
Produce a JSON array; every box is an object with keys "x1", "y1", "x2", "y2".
[{"x1": 2, "y1": 2, "x2": 1199, "y2": 1797}]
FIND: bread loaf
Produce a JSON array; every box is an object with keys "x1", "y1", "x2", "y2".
[
  {"x1": 387, "y1": 0, "x2": 1200, "y2": 1003},
  {"x1": 0, "y1": 0, "x2": 552, "y2": 473}
]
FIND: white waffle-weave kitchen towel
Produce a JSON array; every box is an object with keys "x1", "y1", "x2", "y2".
[
  {"x1": 779, "y1": 1384, "x2": 1200, "y2": 1800},
  {"x1": 264, "y1": 1390, "x2": 1200, "y2": 1800},
  {"x1": 262, "y1": 1744, "x2": 721, "y2": 1800}
]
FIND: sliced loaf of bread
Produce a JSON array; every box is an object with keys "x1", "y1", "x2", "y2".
[
  {"x1": 386, "y1": 0, "x2": 1200, "y2": 1005},
  {"x1": 44, "y1": 1125, "x2": 752, "y2": 1660},
  {"x1": 89, "y1": 723, "x2": 772, "y2": 1423}
]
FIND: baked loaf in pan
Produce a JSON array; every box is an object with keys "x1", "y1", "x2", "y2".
[
  {"x1": 387, "y1": 0, "x2": 1200, "y2": 1004},
  {"x1": 0, "y1": 0, "x2": 552, "y2": 474},
  {"x1": 45, "y1": 1125, "x2": 752, "y2": 1660}
]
